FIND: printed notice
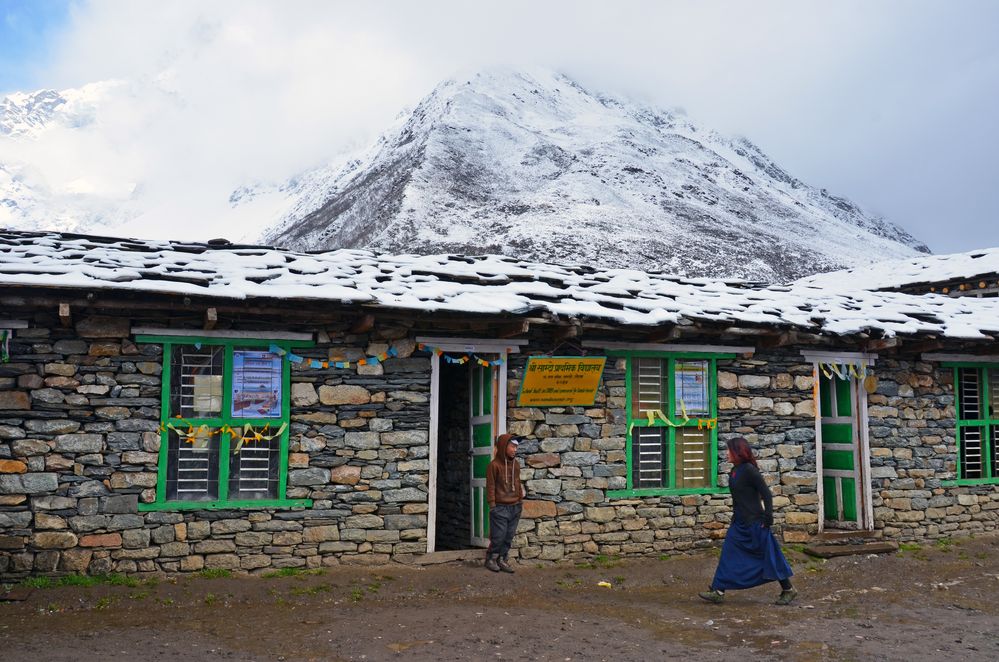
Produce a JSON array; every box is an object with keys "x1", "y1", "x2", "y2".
[
  {"x1": 517, "y1": 356, "x2": 606, "y2": 407},
  {"x1": 231, "y1": 350, "x2": 283, "y2": 418},
  {"x1": 674, "y1": 360, "x2": 709, "y2": 415}
]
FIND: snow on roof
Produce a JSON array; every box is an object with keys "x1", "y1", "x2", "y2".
[
  {"x1": 2, "y1": 230, "x2": 999, "y2": 341},
  {"x1": 796, "y1": 246, "x2": 999, "y2": 291}
]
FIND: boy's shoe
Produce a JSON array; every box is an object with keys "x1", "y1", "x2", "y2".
[
  {"x1": 697, "y1": 588, "x2": 725, "y2": 604},
  {"x1": 484, "y1": 556, "x2": 501, "y2": 572},
  {"x1": 497, "y1": 558, "x2": 515, "y2": 574},
  {"x1": 775, "y1": 588, "x2": 798, "y2": 606}
]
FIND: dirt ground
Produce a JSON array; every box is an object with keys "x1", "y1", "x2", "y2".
[{"x1": 2, "y1": 534, "x2": 999, "y2": 662}]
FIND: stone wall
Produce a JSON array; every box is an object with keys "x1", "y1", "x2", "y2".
[
  {"x1": 1, "y1": 314, "x2": 433, "y2": 578},
  {"x1": 3, "y1": 313, "x2": 998, "y2": 578}
]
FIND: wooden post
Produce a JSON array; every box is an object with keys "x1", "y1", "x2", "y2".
[
  {"x1": 58, "y1": 303, "x2": 71, "y2": 328},
  {"x1": 204, "y1": 307, "x2": 218, "y2": 330}
]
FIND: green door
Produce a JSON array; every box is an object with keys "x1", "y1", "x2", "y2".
[
  {"x1": 470, "y1": 361, "x2": 499, "y2": 547},
  {"x1": 819, "y1": 371, "x2": 862, "y2": 526}
]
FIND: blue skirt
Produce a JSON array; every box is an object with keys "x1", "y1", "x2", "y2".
[{"x1": 711, "y1": 518, "x2": 793, "y2": 591}]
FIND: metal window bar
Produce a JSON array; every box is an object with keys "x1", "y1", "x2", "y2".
[
  {"x1": 993, "y1": 426, "x2": 999, "y2": 479},
  {"x1": 176, "y1": 445, "x2": 212, "y2": 497},
  {"x1": 177, "y1": 346, "x2": 223, "y2": 417},
  {"x1": 634, "y1": 427, "x2": 667, "y2": 488},
  {"x1": 635, "y1": 358, "x2": 665, "y2": 414},
  {"x1": 960, "y1": 426, "x2": 983, "y2": 479},
  {"x1": 991, "y1": 368, "x2": 999, "y2": 419},
  {"x1": 959, "y1": 367, "x2": 981, "y2": 420},
  {"x1": 676, "y1": 428, "x2": 709, "y2": 487},
  {"x1": 235, "y1": 444, "x2": 273, "y2": 497}
]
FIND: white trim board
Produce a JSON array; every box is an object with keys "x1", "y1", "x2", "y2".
[
  {"x1": 0, "y1": 320, "x2": 29, "y2": 329},
  {"x1": 416, "y1": 336, "x2": 524, "y2": 353},
  {"x1": 801, "y1": 350, "x2": 878, "y2": 363},
  {"x1": 922, "y1": 353, "x2": 999, "y2": 364},
  {"x1": 131, "y1": 327, "x2": 314, "y2": 341},
  {"x1": 581, "y1": 341, "x2": 755, "y2": 354}
]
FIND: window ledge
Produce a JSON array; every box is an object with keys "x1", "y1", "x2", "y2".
[
  {"x1": 940, "y1": 480, "x2": 999, "y2": 488},
  {"x1": 139, "y1": 499, "x2": 313, "y2": 512},
  {"x1": 607, "y1": 487, "x2": 727, "y2": 499}
]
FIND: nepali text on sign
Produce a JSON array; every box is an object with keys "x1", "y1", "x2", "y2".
[{"x1": 517, "y1": 356, "x2": 607, "y2": 407}]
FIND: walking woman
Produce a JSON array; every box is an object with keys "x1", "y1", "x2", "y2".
[{"x1": 698, "y1": 437, "x2": 797, "y2": 605}]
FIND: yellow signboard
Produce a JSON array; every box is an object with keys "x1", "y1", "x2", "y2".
[{"x1": 517, "y1": 356, "x2": 607, "y2": 407}]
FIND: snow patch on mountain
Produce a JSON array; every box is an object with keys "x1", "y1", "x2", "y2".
[{"x1": 260, "y1": 69, "x2": 929, "y2": 282}]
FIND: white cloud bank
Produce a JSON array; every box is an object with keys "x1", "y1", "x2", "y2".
[{"x1": 2, "y1": 0, "x2": 998, "y2": 250}]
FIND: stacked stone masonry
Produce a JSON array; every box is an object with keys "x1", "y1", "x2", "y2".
[{"x1": 1, "y1": 313, "x2": 997, "y2": 578}]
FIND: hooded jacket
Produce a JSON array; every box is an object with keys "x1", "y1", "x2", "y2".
[{"x1": 486, "y1": 434, "x2": 524, "y2": 507}]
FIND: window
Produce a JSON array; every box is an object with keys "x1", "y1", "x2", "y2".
[
  {"x1": 610, "y1": 354, "x2": 726, "y2": 497},
  {"x1": 954, "y1": 365, "x2": 999, "y2": 483},
  {"x1": 137, "y1": 336, "x2": 312, "y2": 510}
]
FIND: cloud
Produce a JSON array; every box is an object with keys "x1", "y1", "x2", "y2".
[{"x1": 4, "y1": 0, "x2": 998, "y2": 250}]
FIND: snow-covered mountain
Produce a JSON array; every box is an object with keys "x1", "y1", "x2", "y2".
[
  {"x1": 0, "y1": 80, "x2": 144, "y2": 235},
  {"x1": 2, "y1": 69, "x2": 930, "y2": 281},
  {"x1": 259, "y1": 69, "x2": 929, "y2": 281}
]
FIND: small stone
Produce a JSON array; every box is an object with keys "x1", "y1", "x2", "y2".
[
  {"x1": 0, "y1": 459, "x2": 27, "y2": 474},
  {"x1": 331, "y1": 465, "x2": 361, "y2": 485},
  {"x1": 738, "y1": 375, "x2": 771, "y2": 389},
  {"x1": 76, "y1": 316, "x2": 130, "y2": 338},
  {"x1": 0, "y1": 391, "x2": 30, "y2": 410},
  {"x1": 291, "y1": 382, "x2": 319, "y2": 406},
  {"x1": 32, "y1": 531, "x2": 78, "y2": 549},
  {"x1": 88, "y1": 342, "x2": 121, "y2": 356},
  {"x1": 521, "y1": 500, "x2": 557, "y2": 518},
  {"x1": 318, "y1": 385, "x2": 371, "y2": 405}
]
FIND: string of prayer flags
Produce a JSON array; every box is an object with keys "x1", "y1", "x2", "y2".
[
  {"x1": 416, "y1": 342, "x2": 504, "y2": 367},
  {"x1": 269, "y1": 344, "x2": 400, "y2": 370},
  {"x1": 819, "y1": 362, "x2": 871, "y2": 380}
]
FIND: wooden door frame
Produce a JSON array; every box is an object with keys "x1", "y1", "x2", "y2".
[
  {"x1": 424, "y1": 337, "x2": 526, "y2": 553},
  {"x1": 802, "y1": 351, "x2": 877, "y2": 534}
]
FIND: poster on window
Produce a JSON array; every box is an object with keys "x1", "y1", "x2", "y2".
[
  {"x1": 231, "y1": 350, "x2": 283, "y2": 418},
  {"x1": 674, "y1": 360, "x2": 709, "y2": 415}
]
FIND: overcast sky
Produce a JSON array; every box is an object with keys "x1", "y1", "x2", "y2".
[{"x1": 1, "y1": 0, "x2": 997, "y2": 252}]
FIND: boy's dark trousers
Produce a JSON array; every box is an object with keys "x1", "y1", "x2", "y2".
[{"x1": 488, "y1": 502, "x2": 523, "y2": 559}]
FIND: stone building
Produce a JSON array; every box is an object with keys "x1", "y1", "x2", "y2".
[{"x1": 1, "y1": 229, "x2": 998, "y2": 578}]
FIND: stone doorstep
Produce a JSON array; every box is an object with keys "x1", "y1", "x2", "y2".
[
  {"x1": 815, "y1": 528, "x2": 882, "y2": 542},
  {"x1": 0, "y1": 586, "x2": 34, "y2": 602},
  {"x1": 399, "y1": 548, "x2": 487, "y2": 565},
  {"x1": 804, "y1": 541, "x2": 899, "y2": 559}
]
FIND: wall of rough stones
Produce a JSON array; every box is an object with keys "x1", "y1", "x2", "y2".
[
  {"x1": 2, "y1": 313, "x2": 998, "y2": 579},
  {"x1": 0, "y1": 314, "x2": 434, "y2": 578}
]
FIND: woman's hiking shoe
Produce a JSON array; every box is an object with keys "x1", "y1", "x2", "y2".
[
  {"x1": 697, "y1": 589, "x2": 725, "y2": 604},
  {"x1": 484, "y1": 556, "x2": 501, "y2": 572},
  {"x1": 497, "y1": 558, "x2": 515, "y2": 573},
  {"x1": 775, "y1": 588, "x2": 798, "y2": 606}
]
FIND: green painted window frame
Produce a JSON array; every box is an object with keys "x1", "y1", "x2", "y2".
[
  {"x1": 136, "y1": 335, "x2": 314, "y2": 511},
  {"x1": 607, "y1": 351, "x2": 731, "y2": 499},
  {"x1": 942, "y1": 362, "x2": 999, "y2": 487}
]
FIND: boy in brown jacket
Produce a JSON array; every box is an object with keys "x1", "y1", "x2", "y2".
[{"x1": 485, "y1": 433, "x2": 524, "y2": 573}]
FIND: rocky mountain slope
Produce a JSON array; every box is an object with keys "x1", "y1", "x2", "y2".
[{"x1": 259, "y1": 69, "x2": 929, "y2": 281}]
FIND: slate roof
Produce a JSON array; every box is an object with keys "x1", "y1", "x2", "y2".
[
  {"x1": 796, "y1": 246, "x2": 999, "y2": 292},
  {"x1": 2, "y1": 229, "x2": 999, "y2": 340}
]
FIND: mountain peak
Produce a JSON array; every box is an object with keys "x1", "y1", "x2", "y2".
[{"x1": 259, "y1": 69, "x2": 928, "y2": 281}]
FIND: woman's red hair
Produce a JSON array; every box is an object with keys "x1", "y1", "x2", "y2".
[{"x1": 726, "y1": 437, "x2": 758, "y2": 468}]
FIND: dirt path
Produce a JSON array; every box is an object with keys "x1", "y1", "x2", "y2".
[{"x1": 3, "y1": 535, "x2": 999, "y2": 661}]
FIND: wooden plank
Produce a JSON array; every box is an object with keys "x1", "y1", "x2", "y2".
[
  {"x1": 582, "y1": 340, "x2": 755, "y2": 354},
  {"x1": 644, "y1": 326, "x2": 682, "y2": 343},
  {"x1": 59, "y1": 302, "x2": 72, "y2": 328},
  {"x1": 495, "y1": 320, "x2": 530, "y2": 338},
  {"x1": 131, "y1": 327, "x2": 313, "y2": 341},
  {"x1": 349, "y1": 313, "x2": 375, "y2": 334},
  {"x1": 923, "y1": 353, "x2": 999, "y2": 364},
  {"x1": 0, "y1": 319, "x2": 29, "y2": 329},
  {"x1": 804, "y1": 542, "x2": 898, "y2": 558},
  {"x1": 863, "y1": 337, "x2": 900, "y2": 352}
]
